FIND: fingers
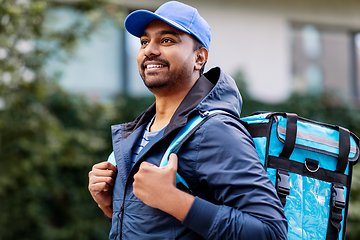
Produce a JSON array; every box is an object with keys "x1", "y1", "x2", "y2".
[
  {"x1": 140, "y1": 160, "x2": 156, "y2": 168},
  {"x1": 88, "y1": 175, "x2": 115, "y2": 195},
  {"x1": 137, "y1": 154, "x2": 178, "y2": 173},
  {"x1": 88, "y1": 161, "x2": 118, "y2": 192},
  {"x1": 88, "y1": 161, "x2": 117, "y2": 213},
  {"x1": 92, "y1": 161, "x2": 118, "y2": 172},
  {"x1": 133, "y1": 155, "x2": 180, "y2": 210},
  {"x1": 88, "y1": 181, "x2": 112, "y2": 193},
  {"x1": 89, "y1": 175, "x2": 115, "y2": 186},
  {"x1": 89, "y1": 161, "x2": 117, "y2": 179},
  {"x1": 89, "y1": 168, "x2": 117, "y2": 180},
  {"x1": 168, "y1": 153, "x2": 178, "y2": 171}
]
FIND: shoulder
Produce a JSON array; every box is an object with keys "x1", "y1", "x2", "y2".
[
  {"x1": 184, "y1": 113, "x2": 259, "y2": 165},
  {"x1": 197, "y1": 113, "x2": 254, "y2": 145}
]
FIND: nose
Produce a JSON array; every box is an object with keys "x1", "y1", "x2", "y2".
[{"x1": 144, "y1": 41, "x2": 160, "y2": 58}]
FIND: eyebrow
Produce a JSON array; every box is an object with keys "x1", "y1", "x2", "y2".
[{"x1": 140, "y1": 30, "x2": 181, "y2": 39}]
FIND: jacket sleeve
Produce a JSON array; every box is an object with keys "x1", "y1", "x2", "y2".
[{"x1": 180, "y1": 115, "x2": 288, "y2": 240}]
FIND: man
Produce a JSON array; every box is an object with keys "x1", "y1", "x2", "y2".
[{"x1": 88, "y1": 1, "x2": 288, "y2": 239}]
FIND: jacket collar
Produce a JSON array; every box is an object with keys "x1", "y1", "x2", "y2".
[
  {"x1": 122, "y1": 103, "x2": 156, "y2": 139},
  {"x1": 165, "y1": 74, "x2": 215, "y2": 135}
]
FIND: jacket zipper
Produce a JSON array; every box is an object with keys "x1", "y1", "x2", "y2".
[
  {"x1": 117, "y1": 153, "x2": 155, "y2": 240},
  {"x1": 116, "y1": 112, "x2": 197, "y2": 239}
]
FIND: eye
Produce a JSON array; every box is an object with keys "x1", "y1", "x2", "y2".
[
  {"x1": 140, "y1": 39, "x2": 149, "y2": 46},
  {"x1": 162, "y1": 38, "x2": 175, "y2": 44}
]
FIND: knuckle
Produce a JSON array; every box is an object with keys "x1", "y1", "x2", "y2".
[
  {"x1": 139, "y1": 162, "x2": 146, "y2": 170},
  {"x1": 133, "y1": 173, "x2": 139, "y2": 181},
  {"x1": 88, "y1": 184, "x2": 94, "y2": 192},
  {"x1": 107, "y1": 177, "x2": 114, "y2": 185},
  {"x1": 103, "y1": 184, "x2": 110, "y2": 191},
  {"x1": 104, "y1": 161, "x2": 112, "y2": 168},
  {"x1": 91, "y1": 164, "x2": 99, "y2": 171},
  {"x1": 168, "y1": 165, "x2": 177, "y2": 173}
]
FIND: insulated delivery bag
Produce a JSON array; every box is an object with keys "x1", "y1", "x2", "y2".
[
  {"x1": 160, "y1": 110, "x2": 360, "y2": 240},
  {"x1": 240, "y1": 112, "x2": 359, "y2": 240}
]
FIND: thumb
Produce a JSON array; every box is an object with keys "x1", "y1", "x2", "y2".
[{"x1": 167, "y1": 153, "x2": 178, "y2": 171}]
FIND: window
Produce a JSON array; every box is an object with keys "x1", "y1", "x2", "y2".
[
  {"x1": 45, "y1": 7, "x2": 149, "y2": 102},
  {"x1": 354, "y1": 33, "x2": 360, "y2": 100},
  {"x1": 291, "y1": 24, "x2": 354, "y2": 101}
]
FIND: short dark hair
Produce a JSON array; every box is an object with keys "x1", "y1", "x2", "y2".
[{"x1": 192, "y1": 37, "x2": 207, "y2": 76}]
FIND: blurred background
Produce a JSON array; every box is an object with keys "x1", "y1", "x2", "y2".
[{"x1": 1, "y1": 0, "x2": 360, "y2": 239}]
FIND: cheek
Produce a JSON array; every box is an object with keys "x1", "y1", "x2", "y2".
[
  {"x1": 137, "y1": 51, "x2": 144, "y2": 68},
  {"x1": 169, "y1": 50, "x2": 194, "y2": 67},
  {"x1": 179, "y1": 52, "x2": 197, "y2": 69}
]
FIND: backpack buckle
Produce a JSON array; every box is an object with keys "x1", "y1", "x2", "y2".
[
  {"x1": 277, "y1": 170, "x2": 290, "y2": 196},
  {"x1": 332, "y1": 185, "x2": 345, "y2": 209}
]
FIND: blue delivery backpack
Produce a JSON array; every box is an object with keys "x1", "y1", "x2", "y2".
[{"x1": 160, "y1": 110, "x2": 360, "y2": 240}]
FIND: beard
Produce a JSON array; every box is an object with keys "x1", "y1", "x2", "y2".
[{"x1": 139, "y1": 56, "x2": 192, "y2": 93}]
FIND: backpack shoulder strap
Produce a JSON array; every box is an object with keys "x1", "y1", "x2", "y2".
[{"x1": 159, "y1": 110, "x2": 232, "y2": 188}]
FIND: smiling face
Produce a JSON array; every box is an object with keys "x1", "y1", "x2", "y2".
[{"x1": 137, "y1": 19, "x2": 207, "y2": 95}]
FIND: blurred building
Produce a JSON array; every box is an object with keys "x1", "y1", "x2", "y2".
[{"x1": 48, "y1": 0, "x2": 360, "y2": 104}]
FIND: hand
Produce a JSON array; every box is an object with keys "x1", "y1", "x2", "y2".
[
  {"x1": 88, "y1": 161, "x2": 117, "y2": 218},
  {"x1": 133, "y1": 153, "x2": 194, "y2": 221}
]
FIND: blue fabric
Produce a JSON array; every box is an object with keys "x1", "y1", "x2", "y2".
[
  {"x1": 268, "y1": 119, "x2": 352, "y2": 175},
  {"x1": 253, "y1": 137, "x2": 267, "y2": 165},
  {"x1": 107, "y1": 151, "x2": 116, "y2": 166},
  {"x1": 266, "y1": 169, "x2": 347, "y2": 240},
  {"x1": 109, "y1": 67, "x2": 287, "y2": 240},
  {"x1": 131, "y1": 117, "x2": 162, "y2": 167},
  {"x1": 125, "y1": 1, "x2": 211, "y2": 51},
  {"x1": 159, "y1": 110, "x2": 230, "y2": 188},
  {"x1": 242, "y1": 112, "x2": 356, "y2": 240},
  {"x1": 276, "y1": 116, "x2": 358, "y2": 160},
  {"x1": 107, "y1": 119, "x2": 162, "y2": 168}
]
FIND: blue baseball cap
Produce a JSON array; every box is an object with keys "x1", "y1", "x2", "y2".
[{"x1": 124, "y1": 1, "x2": 211, "y2": 51}]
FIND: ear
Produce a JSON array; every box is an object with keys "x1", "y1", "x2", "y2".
[{"x1": 194, "y1": 48, "x2": 208, "y2": 71}]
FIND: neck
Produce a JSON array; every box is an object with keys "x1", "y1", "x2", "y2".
[
  {"x1": 150, "y1": 79, "x2": 198, "y2": 132},
  {"x1": 149, "y1": 91, "x2": 185, "y2": 132}
]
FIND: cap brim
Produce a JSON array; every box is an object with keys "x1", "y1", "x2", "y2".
[{"x1": 125, "y1": 10, "x2": 191, "y2": 38}]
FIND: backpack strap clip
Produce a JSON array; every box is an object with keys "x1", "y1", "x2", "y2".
[
  {"x1": 276, "y1": 170, "x2": 290, "y2": 206},
  {"x1": 332, "y1": 184, "x2": 345, "y2": 210},
  {"x1": 327, "y1": 184, "x2": 345, "y2": 239}
]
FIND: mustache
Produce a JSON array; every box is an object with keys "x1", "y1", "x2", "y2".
[{"x1": 141, "y1": 56, "x2": 169, "y2": 69}]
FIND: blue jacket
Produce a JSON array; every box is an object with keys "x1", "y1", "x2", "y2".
[{"x1": 109, "y1": 67, "x2": 288, "y2": 240}]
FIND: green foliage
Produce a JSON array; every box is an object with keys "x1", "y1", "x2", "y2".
[
  {"x1": 0, "y1": 83, "x2": 112, "y2": 240},
  {"x1": 0, "y1": 0, "x2": 127, "y2": 239},
  {"x1": 111, "y1": 94, "x2": 155, "y2": 124}
]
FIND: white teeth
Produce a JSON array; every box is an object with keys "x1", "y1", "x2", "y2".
[{"x1": 146, "y1": 64, "x2": 164, "y2": 69}]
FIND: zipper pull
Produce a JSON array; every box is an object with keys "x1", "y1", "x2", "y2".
[
  {"x1": 118, "y1": 206, "x2": 124, "y2": 216},
  {"x1": 199, "y1": 110, "x2": 210, "y2": 118}
]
